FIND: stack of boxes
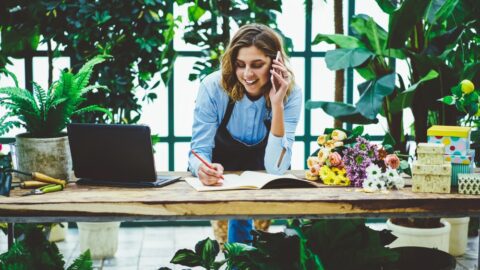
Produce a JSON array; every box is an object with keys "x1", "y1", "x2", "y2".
[
  {"x1": 427, "y1": 125, "x2": 474, "y2": 185},
  {"x1": 412, "y1": 143, "x2": 452, "y2": 193}
]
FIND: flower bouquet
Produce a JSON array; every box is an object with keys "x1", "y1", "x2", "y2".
[{"x1": 305, "y1": 127, "x2": 406, "y2": 191}]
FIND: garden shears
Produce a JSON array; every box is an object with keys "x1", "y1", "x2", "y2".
[{"x1": 21, "y1": 184, "x2": 64, "y2": 196}]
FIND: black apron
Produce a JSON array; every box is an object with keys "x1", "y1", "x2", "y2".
[{"x1": 212, "y1": 99, "x2": 271, "y2": 171}]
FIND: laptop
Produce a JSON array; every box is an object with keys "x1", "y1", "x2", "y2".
[{"x1": 67, "y1": 123, "x2": 180, "y2": 187}]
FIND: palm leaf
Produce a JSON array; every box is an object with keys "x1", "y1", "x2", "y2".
[
  {"x1": 73, "y1": 55, "x2": 110, "y2": 95},
  {"x1": 66, "y1": 250, "x2": 92, "y2": 270},
  {"x1": 80, "y1": 84, "x2": 109, "y2": 95},
  {"x1": 73, "y1": 105, "x2": 113, "y2": 121},
  {"x1": 0, "y1": 87, "x2": 39, "y2": 113},
  {"x1": 32, "y1": 82, "x2": 47, "y2": 121}
]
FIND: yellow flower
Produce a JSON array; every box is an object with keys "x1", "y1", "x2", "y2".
[
  {"x1": 324, "y1": 140, "x2": 336, "y2": 149},
  {"x1": 331, "y1": 167, "x2": 342, "y2": 175},
  {"x1": 322, "y1": 171, "x2": 336, "y2": 185},
  {"x1": 460, "y1": 79, "x2": 475, "y2": 94},
  {"x1": 317, "y1": 135, "x2": 327, "y2": 146},
  {"x1": 334, "y1": 175, "x2": 351, "y2": 186},
  {"x1": 307, "y1": 156, "x2": 320, "y2": 169},
  {"x1": 305, "y1": 171, "x2": 319, "y2": 181},
  {"x1": 317, "y1": 148, "x2": 330, "y2": 163},
  {"x1": 331, "y1": 129, "x2": 347, "y2": 141},
  {"x1": 319, "y1": 165, "x2": 331, "y2": 180}
]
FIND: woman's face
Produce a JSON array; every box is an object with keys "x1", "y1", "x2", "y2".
[{"x1": 235, "y1": 45, "x2": 271, "y2": 98}]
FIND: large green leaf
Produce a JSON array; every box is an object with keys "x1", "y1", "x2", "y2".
[
  {"x1": 374, "y1": 0, "x2": 398, "y2": 14},
  {"x1": 355, "y1": 73, "x2": 396, "y2": 120},
  {"x1": 325, "y1": 48, "x2": 375, "y2": 70},
  {"x1": 195, "y1": 238, "x2": 220, "y2": 268},
  {"x1": 170, "y1": 249, "x2": 202, "y2": 267},
  {"x1": 389, "y1": 70, "x2": 439, "y2": 114},
  {"x1": 306, "y1": 101, "x2": 379, "y2": 124},
  {"x1": 387, "y1": 0, "x2": 431, "y2": 48},
  {"x1": 312, "y1": 34, "x2": 365, "y2": 49},
  {"x1": 427, "y1": 0, "x2": 458, "y2": 25},
  {"x1": 351, "y1": 15, "x2": 388, "y2": 55}
]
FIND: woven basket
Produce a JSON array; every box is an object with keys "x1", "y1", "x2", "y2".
[{"x1": 211, "y1": 219, "x2": 271, "y2": 249}]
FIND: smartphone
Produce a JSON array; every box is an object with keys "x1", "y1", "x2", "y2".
[{"x1": 271, "y1": 51, "x2": 281, "y2": 89}]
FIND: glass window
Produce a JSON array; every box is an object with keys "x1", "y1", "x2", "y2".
[
  {"x1": 310, "y1": 57, "x2": 335, "y2": 135},
  {"x1": 174, "y1": 57, "x2": 200, "y2": 137},
  {"x1": 136, "y1": 73, "x2": 169, "y2": 137},
  {"x1": 278, "y1": 0, "x2": 306, "y2": 51}
]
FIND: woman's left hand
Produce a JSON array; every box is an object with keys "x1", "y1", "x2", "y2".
[{"x1": 269, "y1": 58, "x2": 290, "y2": 108}]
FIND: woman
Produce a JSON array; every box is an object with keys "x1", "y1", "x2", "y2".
[{"x1": 189, "y1": 23, "x2": 302, "y2": 245}]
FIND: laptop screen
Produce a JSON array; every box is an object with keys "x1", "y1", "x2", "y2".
[{"x1": 67, "y1": 123, "x2": 157, "y2": 182}]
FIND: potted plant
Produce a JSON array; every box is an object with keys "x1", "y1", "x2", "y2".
[{"x1": 0, "y1": 55, "x2": 112, "y2": 181}]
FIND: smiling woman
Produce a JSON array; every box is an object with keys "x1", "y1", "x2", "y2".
[{"x1": 188, "y1": 23, "x2": 303, "y2": 246}]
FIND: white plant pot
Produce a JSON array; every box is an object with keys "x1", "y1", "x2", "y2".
[
  {"x1": 15, "y1": 134, "x2": 72, "y2": 181},
  {"x1": 77, "y1": 222, "x2": 121, "y2": 259},
  {"x1": 441, "y1": 217, "x2": 470, "y2": 256},
  {"x1": 386, "y1": 219, "x2": 451, "y2": 253},
  {"x1": 48, "y1": 222, "x2": 68, "y2": 242}
]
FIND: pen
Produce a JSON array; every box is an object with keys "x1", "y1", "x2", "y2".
[{"x1": 191, "y1": 150, "x2": 224, "y2": 180}]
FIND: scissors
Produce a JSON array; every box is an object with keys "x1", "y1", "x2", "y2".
[
  {"x1": 21, "y1": 184, "x2": 64, "y2": 196},
  {"x1": 11, "y1": 169, "x2": 66, "y2": 187}
]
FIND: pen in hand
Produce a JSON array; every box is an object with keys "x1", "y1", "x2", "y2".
[{"x1": 191, "y1": 150, "x2": 224, "y2": 180}]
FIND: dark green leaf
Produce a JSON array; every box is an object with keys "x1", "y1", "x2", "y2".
[
  {"x1": 306, "y1": 100, "x2": 379, "y2": 124},
  {"x1": 170, "y1": 249, "x2": 202, "y2": 267},
  {"x1": 194, "y1": 238, "x2": 220, "y2": 268},
  {"x1": 387, "y1": 0, "x2": 431, "y2": 48},
  {"x1": 351, "y1": 15, "x2": 388, "y2": 55},
  {"x1": 438, "y1": 95, "x2": 455, "y2": 105},
  {"x1": 374, "y1": 0, "x2": 398, "y2": 14},
  {"x1": 355, "y1": 73, "x2": 396, "y2": 120},
  {"x1": 312, "y1": 34, "x2": 365, "y2": 49},
  {"x1": 188, "y1": 5, "x2": 206, "y2": 22},
  {"x1": 382, "y1": 132, "x2": 396, "y2": 148},
  {"x1": 325, "y1": 48, "x2": 375, "y2": 70}
]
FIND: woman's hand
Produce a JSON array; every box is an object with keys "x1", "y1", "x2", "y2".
[
  {"x1": 198, "y1": 163, "x2": 224, "y2": 186},
  {"x1": 269, "y1": 58, "x2": 291, "y2": 108}
]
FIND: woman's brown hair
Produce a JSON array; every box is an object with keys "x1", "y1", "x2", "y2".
[{"x1": 220, "y1": 24, "x2": 295, "y2": 107}]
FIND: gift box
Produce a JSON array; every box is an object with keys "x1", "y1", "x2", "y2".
[
  {"x1": 427, "y1": 125, "x2": 471, "y2": 155},
  {"x1": 444, "y1": 150, "x2": 475, "y2": 165},
  {"x1": 417, "y1": 143, "x2": 445, "y2": 165},
  {"x1": 412, "y1": 161, "x2": 452, "y2": 194},
  {"x1": 458, "y1": 174, "x2": 480, "y2": 195},
  {"x1": 451, "y1": 163, "x2": 474, "y2": 186}
]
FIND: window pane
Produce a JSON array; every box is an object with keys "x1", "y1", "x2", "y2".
[
  {"x1": 291, "y1": 141, "x2": 305, "y2": 170},
  {"x1": 355, "y1": 0, "x2": 389, "y2": 30},
  {"x1": 0, "y1": 59, "x2": 25, "y2": 88},
  {"x1": 136, "y1": 73, "x2": 168, "y2": 137},
  {"x1": 174, "y1": 57, "x2": 200, "y2": 136},
  {"x1": 310, "y1": 58, "x2": 335, "y2": 135},
  {"x1": 154, "y1": 143, "x2": 169, "y2": 171},
  {"x1": 312, "y1": 0, "x2": 335, "y2": 52},
  {"x1": 290, "y1": 57, "x2": 305, "y2": 136},
  {"x1": 174, "y1": 142, "x2": 190, "y2": 171},
  {"x1": 278, "y1": 0, "x2": 305, "y2": 51},
  {"x1": 32, "y1": 57, "x2": 70, "y2": 90},
  {"x1": 173, "y1": 3, "x2": 203, "y2": 51}
]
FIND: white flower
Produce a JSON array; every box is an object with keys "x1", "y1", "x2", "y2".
[
  {"x1": 374, "y1": 179, "x2": 386, "y2": 191},
  {"x1": 366, "y1": 164, "x2": 382, "y2": 180},
  {"x1": 384, "y1": 168, "x2": 400, "y2": 180},
  {"x1": 363, "y1": 178, "x2": 378, "y2": 192},
  {"x1": 393, "y1": 176, "x2": 405, "y2": 189}
]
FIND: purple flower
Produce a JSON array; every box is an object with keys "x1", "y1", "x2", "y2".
[{"x1": 342, "y1": 137, "x2": 379, "y2": 187}]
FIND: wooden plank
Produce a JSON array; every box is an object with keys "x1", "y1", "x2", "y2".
[{"x1": 0, "y1": 171, "x2": 479, "y2": 222}]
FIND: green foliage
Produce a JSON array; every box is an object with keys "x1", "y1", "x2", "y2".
[
  {"x1": 165, "y1": 219, "x2": 399, "y2": 270},
  {"x1": 0, "y1": 1, "x2": 180, "y2": 124},
  {"x1": 178, "y1": 0, "x2": 291, "y2": 82},
  {"x1": 0, "y1": 55, "x2": 112, "y2": 137},
  {"x1": 0, "y1": 224, "x2": 92, "y2": 270},
  {"x1": 310, "y1": 0, "x2": 479, "y2": 151}
]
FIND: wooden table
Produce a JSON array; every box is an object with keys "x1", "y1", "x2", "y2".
[{"x1": 1, "y1": 171, "x2": 479, "y2": 223}]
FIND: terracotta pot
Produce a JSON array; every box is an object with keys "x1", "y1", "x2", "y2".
[{"x1": 15, "y1": 134, "x2": 72, "y2": 181}]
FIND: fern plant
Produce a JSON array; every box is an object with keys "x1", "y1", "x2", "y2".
[{"x1": 0, "y1": 55, "x2": 112, "y2": 138}]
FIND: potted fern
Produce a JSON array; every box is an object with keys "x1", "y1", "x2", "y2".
[{"x1": 0, "y1": 55, "x2": 112, "y2": 181}]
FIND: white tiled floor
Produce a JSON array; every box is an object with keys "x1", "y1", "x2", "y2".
[{"x1": 0, "y1": 223, "x2": 478, "y2": 270}]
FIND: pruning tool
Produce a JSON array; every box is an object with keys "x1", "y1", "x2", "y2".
[
  {"x1": 21, "y1": 184, "x2": 64, "y2": 196},
  {"x1": 12, "y1": 169, "x2": 66, "y2": 187}
]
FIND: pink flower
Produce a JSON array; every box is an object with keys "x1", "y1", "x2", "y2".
[
  {"x1": 329, "y1": 152, "x2": 342, "y2": 167},
  {"x1": 385, "y1": 154, "x2": 400, "y2": 169}
]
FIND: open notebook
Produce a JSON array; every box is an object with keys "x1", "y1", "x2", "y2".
[{"x1": 185, "y1": 171, "x2": 319, "y2": 191}]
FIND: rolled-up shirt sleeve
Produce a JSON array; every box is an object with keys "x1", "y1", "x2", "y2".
[
  {"x1": 188, "y1": 81, "x2": 220, "y2": 176},
  {"x1": 264, "y1": 86, "x2": 302, "y2": 174}
]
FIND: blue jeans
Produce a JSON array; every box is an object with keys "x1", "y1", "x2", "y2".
[{"x1": 227, "y1": 219, "x2": 253, "y2": 244}]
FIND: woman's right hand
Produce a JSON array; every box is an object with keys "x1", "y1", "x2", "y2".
[{"x1": 198, "y1": 163, "x2": 224, "y2": 186}]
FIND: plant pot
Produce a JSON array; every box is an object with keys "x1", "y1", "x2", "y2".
[
  {"x1": 48, "y1": 222, "x2": 68, "y2": 242},
  {"x1": 15, "y1": 134, "x2": 72, "y2": 181},
  {"x1": 386, "y1": 219, "x2": 451, "y2": 252},
  {"x1": 77, "y1": 221, "x2": 121, "y2": 259},
  {"x1": 383, "y1": 247, "x2": 456, "y2": 270},
  {"x1": 441, "y1": 217, "x2": 470, "y2": 256}
]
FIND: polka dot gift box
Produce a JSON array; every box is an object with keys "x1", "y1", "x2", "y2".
[{"x1": 427, "y1": 125, "x2": 471, "y2": 155}]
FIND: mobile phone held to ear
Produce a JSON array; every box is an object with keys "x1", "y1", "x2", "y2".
[{"x1": 271, "y1": 51, "x2": 281, "y2": 89}]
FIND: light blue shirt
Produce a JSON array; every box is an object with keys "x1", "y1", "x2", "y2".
[{"x1": 189, "y1": 71, "x2": 302, "y2": 176}]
